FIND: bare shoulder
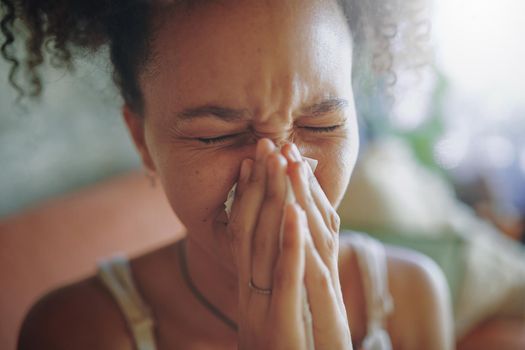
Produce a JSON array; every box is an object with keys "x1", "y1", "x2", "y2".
[
  {"x1": 18, "y1": 276, "x2": 133, "y2": 350},
  {"x1": 338, "y1": 234, "x2": 454, "y2": 349},
  {"x1": 384, "y1": 245, "x2": 455, "y2": 350}
]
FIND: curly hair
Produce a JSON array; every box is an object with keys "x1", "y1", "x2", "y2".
[{"x1": 0, "y1": 0, "x2": 430, "y2": 114}]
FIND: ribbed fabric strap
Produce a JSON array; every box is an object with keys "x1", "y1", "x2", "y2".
[
  {"x1": 98, "y1": 256, "x2": 157, "y2": 350},
  {"x1": 348, "y1": 233, "x2": 394, "y2": 350}
]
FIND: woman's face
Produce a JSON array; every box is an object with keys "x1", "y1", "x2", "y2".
[{"x1": 130, "y1": 0, "x2": 358, "y2": 262}]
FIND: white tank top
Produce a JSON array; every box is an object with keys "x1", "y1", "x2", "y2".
[{"x1": 97, "y1": 232, "x2": 394, "y2": 350}]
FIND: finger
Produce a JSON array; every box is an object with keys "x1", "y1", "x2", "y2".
[
  {"x1": 227, "y1": 158, "x2": 254, "y2": 304},
  {"x1": 228, "y1": 158, "x2": 252, "y2": 272},
  {"x1": 299, "y1": 159, "x2": 345, "y2": 300},
  {"x1": 303, "y1": 160, "x2": 341, "y2": 235},
  {"x1": 270, "y1": 203, "x2": 306, "y2": 336},
  {"x1": 282, "y1": 143, "x2": 338, "y2": 233},
  {"x1": 288, "y1": 160, "x2": 339, "y2": 270},
  {"x1": 228, "y1": 139, "x2": 275, "y2": 299},
  {"x1": 251, "y1": 153, "x2": 287, "y2": 292},
  {"x1": 229, "y1": 158, "x2": 254, "y2": 219},
  {"x1": 287, "y1": 160, "x2": 345, "y2": 307},
  {"x1": 303, "y1": 230, "x2": 351, "y2": 348},
  {"x1": 281, "y1": 145, "x2": 344, "y2": 301}
]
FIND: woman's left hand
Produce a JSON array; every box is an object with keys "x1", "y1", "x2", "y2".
[{"x1": 281, "y1": 143, "x2": 352, "y2": 349}]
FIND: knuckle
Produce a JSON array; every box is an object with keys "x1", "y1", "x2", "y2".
[
  {"x1": 249, "y1": 166, "x2": 265, "y2": 184},
  {"x1": 323, "y1": 234, "x2": 338, "y2": 256},
  {"x1": 281, "y1": 229, "x2": 297, "y2": 251},
  {"x1": 263, "y1": 189, "x2": 283, "y2": 206},
  {"x1": 304, "y1": 192, "x2": 315, "y2": 207},
  {"x1": 244, "y1": 183, "x2": 263, "y2": 199},
  {"x1": 329, "y1": 210, "x2": 341, "y2": 234},
  {"x1": 273, "y1": 267, "x2": 295, "y2": 290},
  {"x1": 253, "y1": 235, "x2": 270, "y2": 257},
  {"x1": 315, "y1": 265, "x2": 332, "y2": 290}
]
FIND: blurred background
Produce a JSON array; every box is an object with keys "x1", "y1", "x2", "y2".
[
  {"x1": 1, "y1": 0, "x2": 524, "y2": 349},
  {"x1": 349, "y1": 0, "x2": 525, "y2": 243}
]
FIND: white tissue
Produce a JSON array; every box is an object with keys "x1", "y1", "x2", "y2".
[
  {"x1": 224, "y1": 155, "x2": 318, "y2": 350},
  {"x1": 224, "y1": 156, "x2": 317, "y2": 218}
]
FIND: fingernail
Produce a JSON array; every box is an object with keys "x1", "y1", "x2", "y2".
[{"x1": 256, "y1": 138, "x2": 275, "y2": 161}]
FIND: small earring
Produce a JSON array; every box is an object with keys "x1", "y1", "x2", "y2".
[{"x1": 144, "y1": 168, "x2": 157, "y2": 188}]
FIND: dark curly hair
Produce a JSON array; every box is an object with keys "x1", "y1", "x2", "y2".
[{"x1": 0, "y1": 0, "x2": 430, "y2": 114}]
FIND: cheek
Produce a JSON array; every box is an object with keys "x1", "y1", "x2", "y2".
[
  {"x1": 155, "y1": 150, "x2": 240, "y2": 229},
  {"x1": 314, "y1": 132, "x2": 358, "y2": 208}
]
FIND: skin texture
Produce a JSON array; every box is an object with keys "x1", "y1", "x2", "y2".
[
  {"x1": 18, "y1": 0, "x2": 454, "y2": 349},
  {"x1": 136, "y1": 0, "x2": 357, "y2": 280}
]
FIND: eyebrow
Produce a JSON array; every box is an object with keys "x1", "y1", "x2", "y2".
[
  {"x1": 300, "y1": 98, "x2": 349, "y2": 117},
  {"x1": 177, "y1": 105, "x2": 250, "y2": 122},
  {"x1": 176, "y1": 98, "x2": 349, "y2": 122}
]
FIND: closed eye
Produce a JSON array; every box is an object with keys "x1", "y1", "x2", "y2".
[
  {"x1": 196, "y1": 125, "x2": 343, "y2": 144},
  {"x1": 301, "y1": 125, "x2": 343, "y2": 133},
  {"x1": 196, "y1": 133, "x2": 239, "y2": 144}
]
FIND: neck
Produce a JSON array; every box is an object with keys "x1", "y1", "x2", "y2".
[{"x1": 183, "y1": 232, "x2": 239, "y2": 328}]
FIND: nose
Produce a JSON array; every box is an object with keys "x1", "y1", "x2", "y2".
[{"x1": 253, "y1": 130, "x2": 293, "y2": 149}]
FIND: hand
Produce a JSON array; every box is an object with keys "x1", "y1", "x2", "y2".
[
  {"x1": 227, "y1": 138, "x2": 352, "y2": 350},
  {"x1": 283, "y1": 142, "x2": 352, "y2": 349}
]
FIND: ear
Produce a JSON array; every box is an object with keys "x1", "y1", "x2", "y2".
[{"x1": 122, "y1": 105, "x2": 156, "y2": 172}]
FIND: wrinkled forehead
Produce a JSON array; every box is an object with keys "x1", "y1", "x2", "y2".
[{"x1": 142, "y1": 0, "x2": 353, "y2": 112}]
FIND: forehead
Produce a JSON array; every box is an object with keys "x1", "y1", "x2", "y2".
[{"x1": 142, "y1": 0, "x2": 353, "y2": 115}]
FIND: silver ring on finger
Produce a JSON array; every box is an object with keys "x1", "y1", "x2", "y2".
[{"x1": 249, "y1": 278, "x2": 272, "y2": 295}]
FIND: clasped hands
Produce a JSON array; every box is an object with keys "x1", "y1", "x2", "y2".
[{"x1": 227, "y1": 138, "x2": 353, "y2": 350}]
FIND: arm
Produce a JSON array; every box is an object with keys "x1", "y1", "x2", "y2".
[
  {"x1": 18, "y1": 278, "x2": 132, "y2": 350},
  {"x1": 387, "y1": 247, "x2": 455, "y2": 350},
  {"x1": 457, "y1": 317, "x2": 525, "y2": 350}
]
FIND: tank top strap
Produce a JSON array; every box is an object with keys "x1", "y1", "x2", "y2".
[
  {"x1": 97, "y1": 255, "x2": 157, "y2": 350},
  {"x1": 345, "y1": 232, "x2": 394, "y2": 350}
]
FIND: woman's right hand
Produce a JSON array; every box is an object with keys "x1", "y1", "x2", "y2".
[{"x1": 227, "y1": 138, "x2": 352, "y2": 350}]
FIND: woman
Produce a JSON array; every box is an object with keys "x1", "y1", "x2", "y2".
[{"x1": 1, "y1": 0, "x2": 453, "y2": 349}]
